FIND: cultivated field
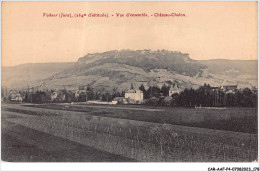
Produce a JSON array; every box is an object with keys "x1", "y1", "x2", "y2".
[
  {"x1": 1, "y1": 102, "x2": 258, "y2": 162},
  {"x1": 25, "y1": 103, "x2": 257, "y2": 133}
]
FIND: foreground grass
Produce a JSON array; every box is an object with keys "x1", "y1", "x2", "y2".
[{"x1": 2, "y1": 103, "x2": 258, "y2": 162}]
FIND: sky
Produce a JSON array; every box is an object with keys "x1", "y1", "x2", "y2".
[{"x1": 2, "y1": 1, "x2": 258, "y2": 66}]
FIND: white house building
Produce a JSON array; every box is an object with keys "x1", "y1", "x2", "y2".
[{"x1": 125, "y1": 90, "x2": 143, "y2": 104}]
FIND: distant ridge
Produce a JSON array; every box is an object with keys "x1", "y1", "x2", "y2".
[
  {"x1": 2, "y1": 50, "x2": 257, "y2": 92},
  {"x1": 2, "y1": 62, "x2": 75, "y2": 90},
  {"x1": 2, "y1": 62, "x2": 75, "y2": 68}
]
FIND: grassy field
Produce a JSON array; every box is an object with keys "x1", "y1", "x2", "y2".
[
  {"x1": 2, "y1": 103, "x2": 258, "y2": 162},
  {"x1": 24, "y1": 103, "x2": 257, "y2": 133},
  {"x1": 2, "y1": 120, "x2": 135, "y2": 162}
]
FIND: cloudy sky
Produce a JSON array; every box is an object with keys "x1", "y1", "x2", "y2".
[{"x1": 2, "y1": 1, "x2": 258, "y2": 66}]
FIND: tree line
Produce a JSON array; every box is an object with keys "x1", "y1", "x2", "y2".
[
  {"x1": 8, "y1": 83, "x2": 257, "y2": 108},
  {"x1": 22, "y1": 87, "x2": 125, "y2": 104},
  {"x1": 139, "y1": 84, "x2": 257, "y2": 108}
]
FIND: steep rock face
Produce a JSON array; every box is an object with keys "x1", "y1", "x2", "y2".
[{"x1": 76, "y1": 50, "x2": 206, "y2": 77}]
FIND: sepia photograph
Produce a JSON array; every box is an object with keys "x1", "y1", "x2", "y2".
[{"x1": 0, "y1": 1, "x2": 259, "y2": 171}]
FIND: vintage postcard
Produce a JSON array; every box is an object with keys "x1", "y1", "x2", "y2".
[{"x1": 1, "y1": 1, "x2": 259, "y2": 171}]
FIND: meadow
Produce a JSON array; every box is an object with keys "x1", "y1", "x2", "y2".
[
  {"x1": 2, "y1": 103, "x2": 258, "y2": 162},
  {"x1": 24, "y1": 103, "x2": 257, "y2": 133}
]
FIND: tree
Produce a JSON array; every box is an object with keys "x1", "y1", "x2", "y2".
[
  {"x1": 86, "y1": 90, "x2": 95, "y2": 101},
  {"x1": 161, "y1": 84, "x2": 170, "y2": 96},
  {"x1": 170, "y1": 93, "x2": 179, "y2": 106},
  {"x1": 86, "y1": 86, "x2": 93, "y2": 91},
  {"x1": 102, "y1": 93, "x2": 112, "y2": 102},
  {"x1": 121, "y1": 91, "x2": 125, "y2": 97},
  {"x1": 130, "y1": 83, "x2": 134, "y2": 90},
  {"x1": 146, "y1": 86, "x2": 161, "y2": 98},
  {"x1": 177, "y1": 88, "x2": 196, "y2": 107},
  {"x1": 139, "y1": 84, "x2": 147, "y2": 99},
  {"x1": 24, "y1": 91, "x2": 29, "y2": 102},
  {"x1": 112, "y1": 87, "x2": 121, "y2": 99},
  {"x1": 34, "y1": 91, "x2": 49, "y2": 104},
  {"x1": 240, "y1": 88, "x2": 254, "y2": 107},
  {"x1": 139, "y1": 84, "x2": 146, "y2": 92},
  {"x1": 78, "y1": 92, "x2": 86, "y2": 102},
  {"x1": 65, "y1": 91, "x2": 76, "y2": 103},
  {"x1": 94, "y1": 92, "x2": 101, "y2": 100}
]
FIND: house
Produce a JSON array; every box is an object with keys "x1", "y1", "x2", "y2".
[
  {"x1": 13, "y1": 94, "x2": 23, "y2": 102},
  {"x1": 51, "y1": 90, "x2": 66, "y2": 102},
  {"x1": 169, "y1": 84, "x2": 181, "y2": 96},
  {"x1": 10, "y1": 92, "x2": 23, "y2": 102},
  {"x1": 125, "y1": 89, "x2": 143, "y2": 104},
  {"x1": 220, "y1": 85, "x2": 237, "y2": 93},
  {"x1": 79, "y1": 90, "x2": 87, "y2": 94},
  {"x1": 211, "y1": 86, "x2": 220, "y2": 91},
  {"x1": 212, "y1": 85, "x2": 238, "y2": 106},
  {"x1": 71, "y1": 90, "x2": 80, "y2": 98},
  {"x1": 51, "y1": 91, "x2": 59, "y2": 101}
]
